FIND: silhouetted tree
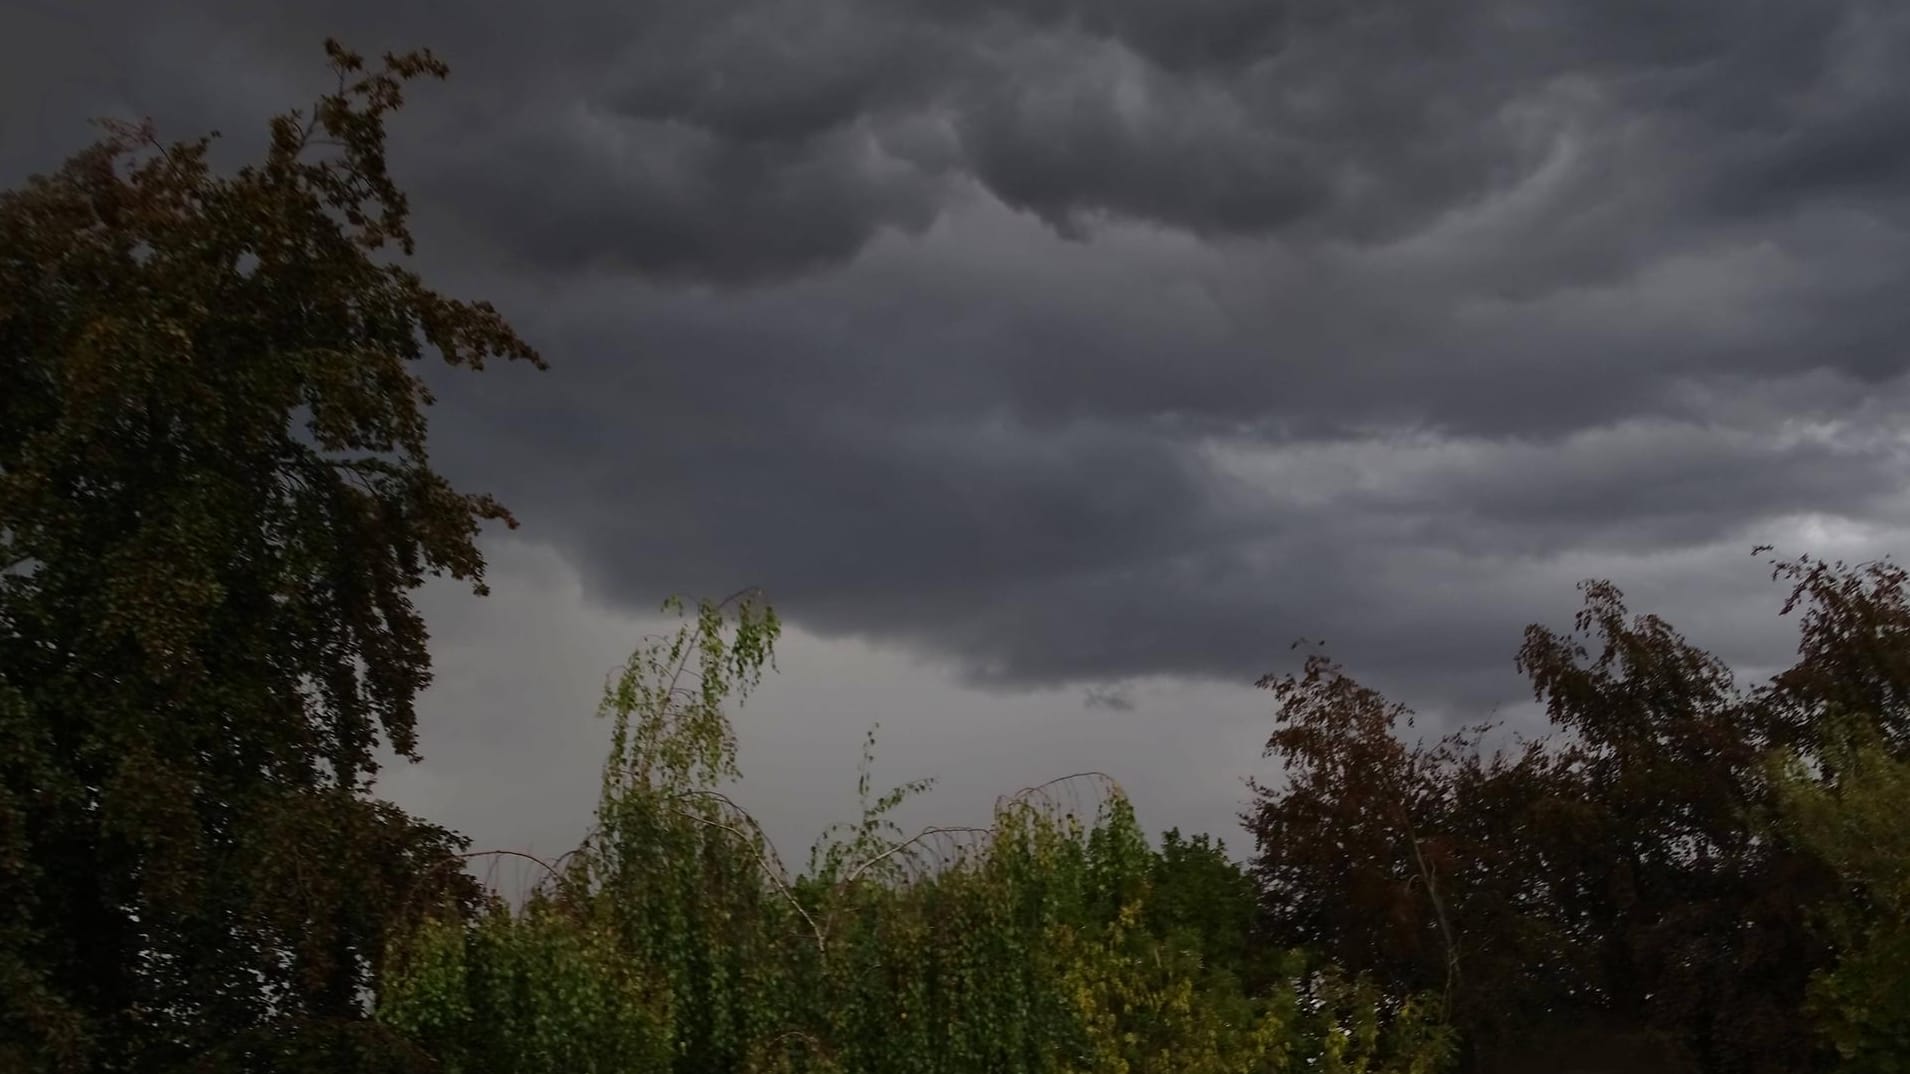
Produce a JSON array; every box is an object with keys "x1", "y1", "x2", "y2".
[
  {"x1": 0, "y1": 40, "x2": 540, "y2": 1072},
  {"x1": 1245, "y1": 549, "x2": 1910, "y2": 1073}
]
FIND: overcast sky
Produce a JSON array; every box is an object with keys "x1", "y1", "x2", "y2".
[{"x1": 7, "y1": 0, "x2": 1910, "y2": 871}]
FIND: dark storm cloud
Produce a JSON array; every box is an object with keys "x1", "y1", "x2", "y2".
[
  {"x1": 10, "y1": 0, "x2": 1904, "y2": 281},
  {"x1": 7, "y1": 0, "x2": 1910, "y2": 726},
  {"x1": 414, "y1": 223, "x2": 1910, "y2": 710},
  {"x1": 430, "y1": 110, "x2": 944, "y2": 284}
]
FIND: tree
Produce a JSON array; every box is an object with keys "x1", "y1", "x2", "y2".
[
  {"x1": 0, "y1": 39, "x2": 542, "y2": 1072},
  {"x1": 1143, "y1": 829, "x2": 1260, "y2": 986},
  {"x1": 1245, "y1": 549, "x2": 1910, "y2": 1073},
  {"x1": 1769, "y1": 713, "x2": 1910, "y2": 1072}
]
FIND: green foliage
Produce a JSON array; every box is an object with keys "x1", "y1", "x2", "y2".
[
  {"x1": 1770, "y1": 714, "x2": 1910, "y2": 1072},
  {"x1": 0, "y1": 40, "x2": 538, "y2": 1071},
  {"x1": 381, "y1": 893, "x2": 672, "y2": 1074},
  {"x1": 380, "y1": 595, "x2": 1456, "y2": 1074},
  {"x1": 1146, "y1": 830, "x2": 1256, "y2": 968}
]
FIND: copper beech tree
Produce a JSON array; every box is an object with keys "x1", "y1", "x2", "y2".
[
  {"x1": 0, "y1": 41, "x2": 542, "y2": 1072},
  {"x1": 1246, "y1": 550, "x2": 1910, "y2": 1074}
]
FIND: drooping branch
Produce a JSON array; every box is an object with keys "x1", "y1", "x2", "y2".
[{"x1": 668, "y1": 805, "x2": 827, "y2": 955}]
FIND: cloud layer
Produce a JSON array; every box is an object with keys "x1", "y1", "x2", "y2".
[{"x1": 8, "y1": 0, "x2": 1910, "y2": 848}]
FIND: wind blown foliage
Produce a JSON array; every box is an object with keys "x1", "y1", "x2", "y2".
[{"x1": 378, "y1": 594, "x2": 1457, "y2": 1074}]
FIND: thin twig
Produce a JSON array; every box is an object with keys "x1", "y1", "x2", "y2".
[
  {"x1": 669, "y1": 807, "x2": 826, "y2": 955},
  {"x1": 460, "y1": 848, "x2": 563, "y2": 880},
  {"x1": 841, "y1": 826, "x2": 993, "y2": 887}
]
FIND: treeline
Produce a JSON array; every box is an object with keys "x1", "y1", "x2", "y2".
[
  {"x1": 364, "y1": 556, "x2": 1910, "y2": 1074},
  {"x1": 2, "y1": 39, "x2": 1908, "y2": 1074},
  {"x1": 377, "y1": 595, "x2": 1453, "y2": 1074}
]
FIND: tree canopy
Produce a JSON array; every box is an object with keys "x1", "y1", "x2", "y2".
[
  {"x1": 1246, "y1": 552, "x2": 1910, "y2": 1073},
  {"x1": 0, "y1": 40, "x2": 541, "y2": 1072}
]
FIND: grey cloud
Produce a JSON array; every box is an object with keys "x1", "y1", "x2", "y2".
[
  {"x1": 601, "y1": 4, "x2": 950, "y2": 144},
  {"x1": 9, "y1": 0, "x2": 1910, "y2": 742},
  {"x1": 948, "y1": 37, "x2": 1333, "y2": 238},
  {"x1": 422, "y1": 108, "x2": 945, "y2": 285},
  {"x1": 397, "y1": 171, "x2": 1910, "y2": 714},
  {"x1": 905, "y1": 0, "x2": 1301, "y2": 74},
  {"x1": 14, "y1": 0, "x2": 1905, "y2": 287},
  {"x1": 1360, "y1": 422, "x2": 1910, "y2": 553}
]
